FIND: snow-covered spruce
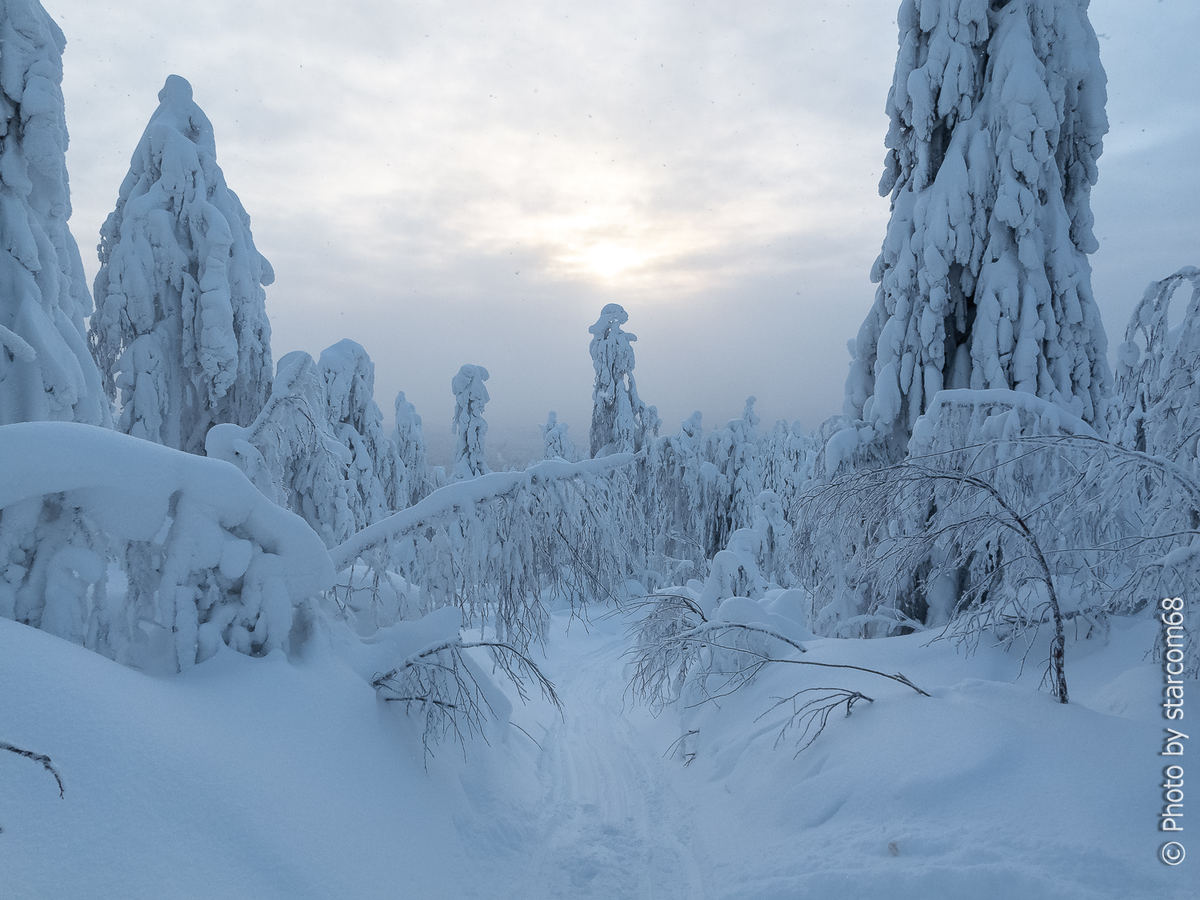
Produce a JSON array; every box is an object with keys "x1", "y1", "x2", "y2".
[
  {"x1": 646, "y1": 411, "x2": 711, "y2": 576},
  {"x1": 89, "y1": 75, "x2": 274, "y2": 454},
  {"x1": 205, "y1": 351, "x2": 357, "y2": 549},
  {"x1": 844, "y1": 0, "x2": 1110, "y2": 459},
  {"x1": 0, "y1": 0, "x2": 109, "y2": 428},
  {"x1": 646, "y1": 401, "x2": 800, "y2": 579},
  {"x1": 588, "y1": 303, "x2": 658, "y2": 458},
  {"x1": 759, "y1": 417, "x2": 817, "y2": 522},
  {"x1": 540, "y1": 411, "x2": 577, "y2": 462},
  {"x1": 319, "y1": 340, "x2": 405, "y2": 525},
  {"x1": 451, "y1": 364, "x2": 491, "y2": 479},
  {"x1": 0, "y1": 422, "x2": 332, "y2": 672},
  {"x1": 707, "y1": 398, "x2": 765, "y2": 558},
  {"x1": 393, "y1": 390, "x2": 429, "y2": 507}
]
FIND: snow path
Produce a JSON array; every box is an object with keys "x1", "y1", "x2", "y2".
[{"x1": 486, "y1": 613, "x2": 710, "y2": 900}]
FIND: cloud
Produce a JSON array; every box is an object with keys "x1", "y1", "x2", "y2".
[{"x1": 48, "y1": 0, "x2": 1200, "y2": 463}]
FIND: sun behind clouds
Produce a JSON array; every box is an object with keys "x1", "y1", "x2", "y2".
[{"x1": 579, "y1": 241, "x2": 646, "y2": 278}]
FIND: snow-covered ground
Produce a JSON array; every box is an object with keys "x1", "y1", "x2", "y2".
[{"x1": 1, "y1": 607, "x2": 1191, "y2": 899}]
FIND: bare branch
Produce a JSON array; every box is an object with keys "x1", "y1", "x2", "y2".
[
  {"x1": 758, "y1": 688, "x2": 874, "y2": 755},
  {"x1": 0, "y1": 741, "x2": 64, "y2": 799},
  {"x1": 372, "y1": 637, "x2": 562, "y2": 763}
]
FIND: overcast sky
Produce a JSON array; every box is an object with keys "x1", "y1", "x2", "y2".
[{"x1": 47, "y1": 0, "x2": 1200, "y2": 464}]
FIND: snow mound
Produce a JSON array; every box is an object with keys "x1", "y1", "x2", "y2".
[{"x1": 0, "y1": 422, "x2": 333, "y2": 672}]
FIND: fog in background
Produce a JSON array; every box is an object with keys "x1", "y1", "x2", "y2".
[{"x1": 49, "y1": 0, "x2": 1200, "y2": 465}]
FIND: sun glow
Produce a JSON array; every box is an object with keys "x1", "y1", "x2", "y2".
[{"x1": 580, "y1": 242, "x2": 646, "y2": 278}]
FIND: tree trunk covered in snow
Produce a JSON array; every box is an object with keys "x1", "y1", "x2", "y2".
[
  {"x1": 89, "y1": 75, "x2": 273, "y2": 454},
  {"x1": 845, "y1": 0, "x2": 1110, "y2": 456},
  {"x1": 0, "y1": 0, "x2": 110, "y2": 428}
]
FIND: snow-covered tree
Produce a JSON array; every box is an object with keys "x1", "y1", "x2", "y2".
[
  {"x1": 844, "y1": 0, "x2": 1110, "y2": 456},
  {"x1": 647, "y1": 412, "x2": 709, "y2": 575},
  {"x1": 332, "y1": 453, "x2": 647, "y2": 651},
  {"x1": 0, "y1": 0, "x2": 109, "y2": 427},
  {"x1": 803, "y1": 389, "x2": 1112, "y2": 636},
  {"x1": 540, "y1": 411, "x2": 577, "y2": 462},
  {"x1": 589, "y1": 303, "x2": 658, "y2": 457},
  {"x1": 1111, "y1": 267, "x2": 1200, "y2": 471},
  {"x1": 319, "y1": 340, "x2": 403, "y2": 524},
  {"x1": 451, "y1": 364, "x2": 490, "y2": 479},
  {"x1": 715, "y1": 398, "x2": 765, "y2": 545},
  {"x1": 393, "y1": 390, "x2": 429, "y2": 508},
  {"x1": 761, "y1": 418, "x2": 817, "y2": 517},
  {"x1": 88, "y1": 75, "x2": 274, "y2": 454},
  {"x1": 205, "y1": 351, "x2": 356, "y2": 548},
  {"x1": 1, "y1": 421, "x2": 332, "y2": 673}
]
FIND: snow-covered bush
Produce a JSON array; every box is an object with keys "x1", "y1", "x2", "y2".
[
  {"x1": 628, "y1": 583, "x2": 924, "y2": 753},
  {"x1": 844, "y1": 0, "x2": 1110, "y2": 456},
  {"x1": 588, "y1": 304, "x2": 658, "y2": 457},
  {"x1": 802, "y1": 388, "x2": 1200, "y2": 682},
  {"x1": 1101, "y1": 270, "x2": 1200, "y2": 676},
  {"x1": 89, "y1": 75, "x2": 274, "y2": 454},
  {"x1": 451, "y1": 364, "x2": 490, "y2": 479},
  {"x1": 0, "y1": 0, "x2": 109, "y2": 428},
  {"x1": 0, "y1": 422, "x2": 333, "y2": 672}
]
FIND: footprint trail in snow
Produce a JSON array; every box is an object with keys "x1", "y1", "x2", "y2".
[{"x1": 488, "y1": 613, "x2": 708, "y2": 900}]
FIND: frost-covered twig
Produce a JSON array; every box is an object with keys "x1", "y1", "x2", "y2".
[
  {"x1": 692, "y1": 636, "x2": 929, "y2": 698},
  {"x1": 372, "y1": 638, "x2": 561, "y2": 762},
  {"x1": 625, "y1": 594, "x2": 710, "y2": 713},
  {"x1": 626, "y1": 592, "x2": 925, "y2": 757},
  {"x1": 760, "y1": 688, "x2": 873, "y2": 756}
]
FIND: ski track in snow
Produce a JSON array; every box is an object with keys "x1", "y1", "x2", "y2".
[{"x1": 500, "y1": 620, "x2": 708, "y2": 900}]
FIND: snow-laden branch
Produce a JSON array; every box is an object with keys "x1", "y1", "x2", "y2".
[
  {"x1": 332, "y1": 453, "x2": 637, "y2": 570},
  {"x1": 330, "y1": 452, "x2": 645, "y2": 650}
]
